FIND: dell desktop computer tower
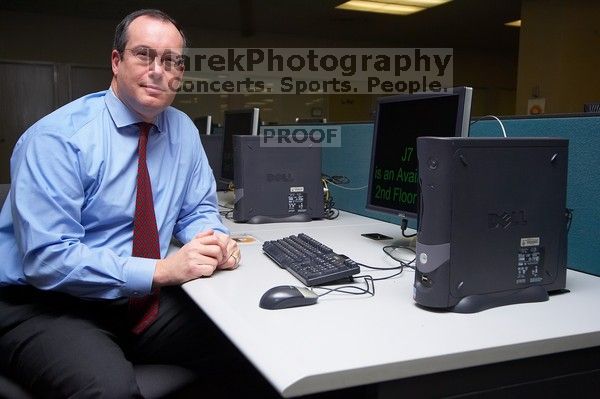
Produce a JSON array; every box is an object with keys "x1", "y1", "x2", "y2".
[
  {"x1": 414, "y1": 137, "x2": 569, "y2": 313},
  {"x1": 232, "y1": 135, "x2": 325, "y2": 223}
]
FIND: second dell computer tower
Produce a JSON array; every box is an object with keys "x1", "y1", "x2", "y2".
[
  {"x1": 232, "y1": 135, "x2": 325, "y2": 223},
  {"x1": 414, "y1": 137, "x2": 569, "y2": 313}
]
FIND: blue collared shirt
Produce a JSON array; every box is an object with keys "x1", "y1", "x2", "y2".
[{"x1": 0, "y1": 89, "x2": 227, "y2": 299}]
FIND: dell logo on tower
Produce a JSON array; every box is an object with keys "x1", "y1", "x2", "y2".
[
  {"x1": 488, "y1": 211, "x2": 527, "y2": 229},
  {"x1": 267, "y1": 173, "x2": 294, "y2": 182}
]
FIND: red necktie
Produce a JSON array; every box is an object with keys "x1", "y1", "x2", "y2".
[{"x1": 129, "y1": 122, "x2": 161, "y2": 335}]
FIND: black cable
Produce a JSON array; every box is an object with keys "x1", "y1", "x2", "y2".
[
  {"x1": 321, "y1": 175, "x2": 340, "y2": 220},
  {"x1": 219, "y1": 208, "x2": 234, "y2": 219},
  {"x1": 324, "y1": 208, "x2": 340, "y2": 220},
  {"x1": 382, "y1": 245, "x2": 416, "y2": 270},
  {"x1": 301, "y1": 243, "x2": 415, "y2": 298},
  {"x1": 358, "y1": 262, "x2": 402, "y2": 271},
  {"x1": 312, "y1": 275, "x2": 375, "y2": 297},
  {"x1": 566, "y1": 208, "x2": 573, "y2": 233},
  {"x1": 323, "y1": 195, "x2": 339, "y2": 220},
  {"x1": 368, "y1": 270, "x2": 405, "y2": 281},
  {"x1": 321, "y1": 174, "x2": 350, "y2": 185},
  {"x1": 400, "y1": 218, "x2": 417, "y2": 238},
  {"x1": 359, "y1": 258, "x2": 412, "y2": 280}
]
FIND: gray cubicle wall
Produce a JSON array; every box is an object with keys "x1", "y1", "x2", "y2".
[{"x1": 320, "y1": 116, "x2": 600, "y2": 277}]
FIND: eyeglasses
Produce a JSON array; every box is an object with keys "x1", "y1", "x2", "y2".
[{"x1": 124, "y1": 47, "x2": 185, "y2": 71}]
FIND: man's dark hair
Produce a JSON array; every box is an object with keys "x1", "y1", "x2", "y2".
[{"x1": 113, "y1": 9, "x2": 188, "y2": 54}]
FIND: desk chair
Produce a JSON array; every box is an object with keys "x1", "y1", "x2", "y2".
[{"x1": 0, "y1": 183, "x2": 197, "y2": 398}]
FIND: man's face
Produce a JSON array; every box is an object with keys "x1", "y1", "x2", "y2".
[{"x1": 111, "y1": 15, "x2": 184, "y2": 121}]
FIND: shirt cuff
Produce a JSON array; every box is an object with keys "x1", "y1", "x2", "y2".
[
  {"x1": 214, "y1": 224, "x2": 230, "y2": 235},
  {"x1": 123, "y1": 256, "x2": 156, "y2": 297}
]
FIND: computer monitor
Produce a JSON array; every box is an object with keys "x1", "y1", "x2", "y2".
[
  {"x1": 221, "y1": 108, "x2": 260, "y2": 182},
  {"x1": 194, "y1": 115, "x2": 212, "y2": 135},
  {"x1": 366, "y1": 87, "x2": 473, "y2": 225}
]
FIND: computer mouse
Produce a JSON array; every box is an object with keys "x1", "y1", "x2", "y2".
[{"x1": 259, "y1": 285, "x2": 319, "y2": 310}]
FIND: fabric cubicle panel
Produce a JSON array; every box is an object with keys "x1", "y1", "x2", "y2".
[{"x1": 320, "y1": 123, "x2": 401, "y2": 226}]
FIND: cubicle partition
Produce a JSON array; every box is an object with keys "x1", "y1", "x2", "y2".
[
  {"x1": 319, "y1": 115, "x2": 600, "y2": 277},
  {"x1": 318, "y1": 123, "x2": 398, "y2": 224}
]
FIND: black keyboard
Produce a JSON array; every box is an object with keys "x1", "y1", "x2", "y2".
[{"x1": 262, "y1": 233, "x2": 361, "y2": 286}]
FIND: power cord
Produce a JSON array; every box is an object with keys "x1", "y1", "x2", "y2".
[{"x1": 400, "y1": 218, "x2": 417, "y2": 238}]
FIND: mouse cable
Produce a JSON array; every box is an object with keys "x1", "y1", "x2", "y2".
[
  {"x1": 383, "y1": 245, "x2": 416, "y2": 270},
  {"x1": 357, "y1": 262, "x2": 402, "y2": 271},
  {"x1": 366, "y1": 270, "x2": 405, "y2": 281},
  {"x1": 312, "y1": 275, "x2": 375, "y2": 297},
  {"x1": 357, "y1": 262, "x2": 407, "y2": 281}
]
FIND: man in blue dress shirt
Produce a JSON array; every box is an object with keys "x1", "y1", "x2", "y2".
[{"x1": 0, "y1": 9, "x2": 246, "y2": 397}]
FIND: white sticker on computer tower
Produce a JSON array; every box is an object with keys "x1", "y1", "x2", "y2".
[
  {"x1": 516, "y1": 246, "x2": 544, "y2": 285},
  {"x1": 288, "y1": 192, "x2": 307, "y2": 213},
  {"x1": 520, "y1": 237, "x2": 540, "y2": 247},
  {"x1": 290, "y1": 186, "x2": 305, "y2": 192}
]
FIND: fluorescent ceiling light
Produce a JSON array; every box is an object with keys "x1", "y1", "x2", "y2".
[
  {"x1": 336, "y1": 1, "x2": 423, "y2": 15},
  {"x1": 336, "y1": 0, "x2": 451, "y2": 16},
  {"x1": 377, "y1": 0, "x2": 450, "y2": 5},
  {"x1": 505, "y1": 19, "x2": 521, "y2": 27}
]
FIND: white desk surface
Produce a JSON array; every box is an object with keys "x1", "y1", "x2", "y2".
[{"x1": 181, "y1": 211, "x2": 600, "y2": 397}]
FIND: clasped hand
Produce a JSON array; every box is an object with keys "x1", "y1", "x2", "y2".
[{"x1": 153, "y1": 230, "x2": 241, "y2": 287}]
